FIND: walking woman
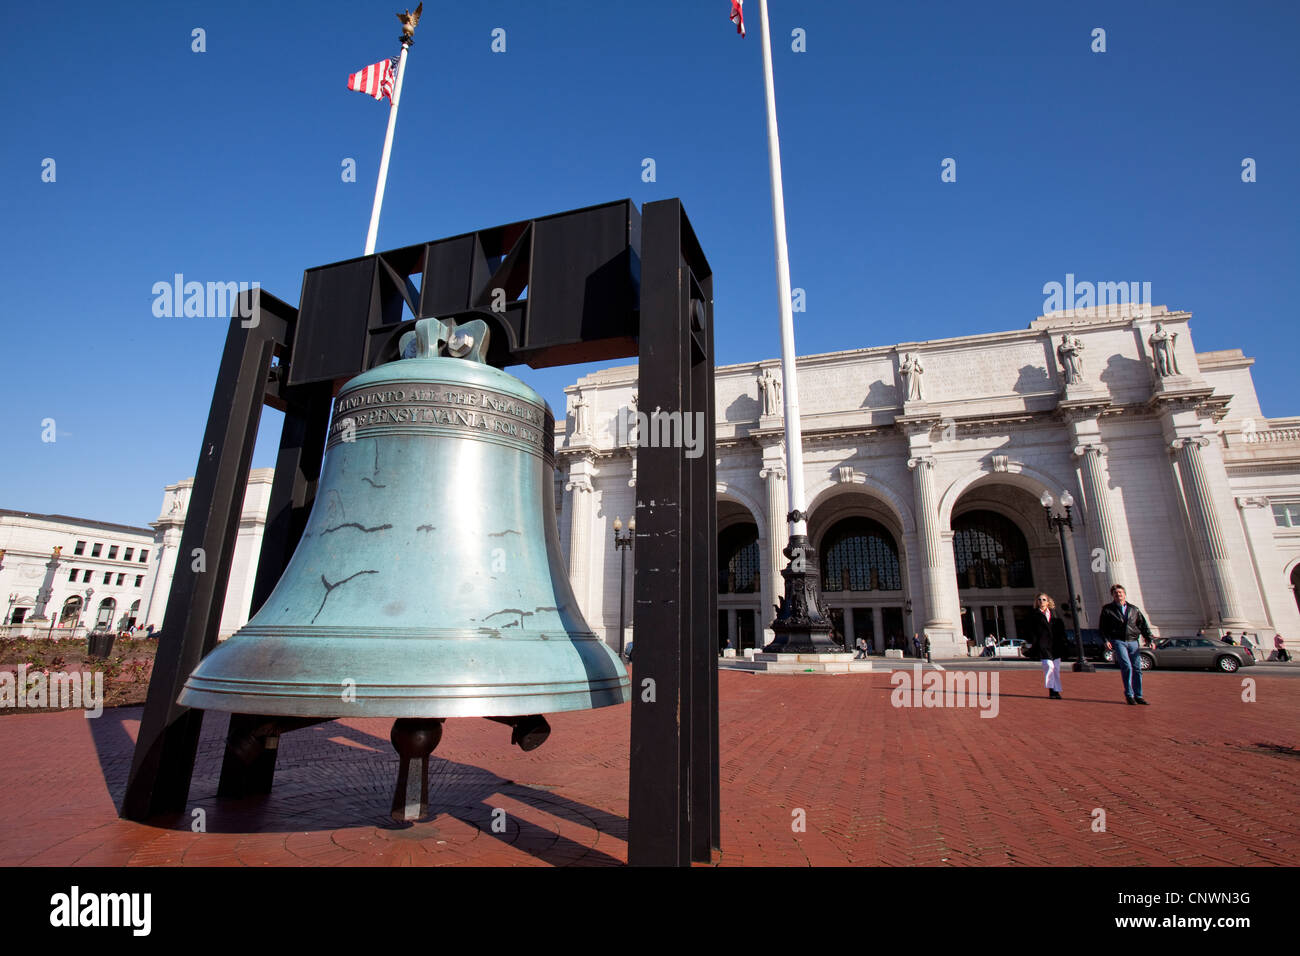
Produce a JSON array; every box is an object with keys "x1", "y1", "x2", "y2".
[{"x1": 1026, "y1": 593, "x2": 1069, "y2": 699}]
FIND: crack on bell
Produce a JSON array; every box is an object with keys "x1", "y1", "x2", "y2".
[
  {"x1": 361, "y1": 477, "x2": 387, "y2": 488},
  {"x1": 321, "y1": 522, "x2": 393, "y2": 535},
  {"x1": 312, "y1": 569, "x2": 379, "y2": 622},
  {"x1": 487, "y1": 529, "x2": 521, "y2": 537},
  {"x1": 485, "y1": 608, "x2": 532, "y2": 629},
  {"x1": 416, "y1": 524, "x2": 436, "y2": 532}
]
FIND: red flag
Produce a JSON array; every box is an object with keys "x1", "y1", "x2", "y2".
[
  {"x1": 730, "y1": 0, "x2": 745, "y2": 38},
  {"x1": 347, "y1": 56, "x2": 397, "y2": 103}
]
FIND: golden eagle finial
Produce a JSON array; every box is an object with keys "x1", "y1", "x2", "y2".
[{"x1": 397, "y1": 2, "x2": 422, "y2": 38}]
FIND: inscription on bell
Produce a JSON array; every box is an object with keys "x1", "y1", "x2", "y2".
[{"x1": 328, "y1": 383, "x2": 549, "y2": 453}]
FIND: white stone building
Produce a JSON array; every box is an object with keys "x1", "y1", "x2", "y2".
[
  {"x1": 142, "y1": 469, "x2": 274, "y2": 637},
  {"x1": 9, "y1": 305, "x2": 1299, "y2": 659},
  {"x1": 0, "y1": 470, "x2": 274, "y2": 640},
  {"x1": 0, "y1": 512, "x2": 156, "y2": 634},
  {"x1": 556, "y1": 305, "x2": 1300, "y2": 658}
]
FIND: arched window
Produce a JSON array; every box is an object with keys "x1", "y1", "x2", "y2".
[
  {"x1": 821, "y1": 517, "x2": 902, "y2": 592},
  {"x1": 719, "y1": 523, "x2": 761, "y2": 594},
  {"x1": 95, "y1": 598, "x2": 116, "y2": 627},
  {"x1": 953, "y1": 510, "x2": 1033, "y2": 589}
]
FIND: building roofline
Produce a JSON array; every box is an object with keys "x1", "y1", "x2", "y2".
[{"x1": 0, "y1": 509, "x2": 155, "y2": 537}]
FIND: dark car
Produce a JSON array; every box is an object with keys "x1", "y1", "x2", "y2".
[
  {"x1": 1048, "y1": 627, "x2": 1109, "y2": 661},
  {"x1": 1140, "y1": 637, "x2": 1256, "y2": 672}
]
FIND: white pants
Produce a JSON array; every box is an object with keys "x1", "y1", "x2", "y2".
[{"x1": 1042, "y1": 658, "x2": 1062, "y2": 692}]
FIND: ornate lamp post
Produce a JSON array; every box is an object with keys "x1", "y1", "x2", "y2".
[
  {"x1": 612, "y1": 516, "x2": 635, "y2": 659},
  {"x1": 1040, "y1": 490, "x2": 1095, "y2": 673},
  {"x1": 80, "y1": 587, "x2": 94, "y2": 637}
]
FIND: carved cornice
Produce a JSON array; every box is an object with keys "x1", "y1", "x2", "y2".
[{"x1": 1235, "y1": 496, "x2": 1270, "y2": 510}]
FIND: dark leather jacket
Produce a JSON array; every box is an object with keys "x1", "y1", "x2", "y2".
[{"x1": 1099, "y1": 601, "x2": 1152, "y2": 643}]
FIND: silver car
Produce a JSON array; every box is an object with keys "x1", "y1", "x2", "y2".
[{"x1": 1142, "y1": 637, "x2": 1256, "y2": 672}]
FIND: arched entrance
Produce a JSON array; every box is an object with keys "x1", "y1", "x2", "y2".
[
  {"x1": 1292, "y1": 565, "x2": 1300, "y2": 619},
  {"x1": 953, "y1": 509, "x2": 1038, "y2": 648},
  {"x1": 59, "y1": 596, "x2": 82, "y2": 628},
  {"x1": 718, "y1": 498, "x2": 764, "y2": 653},
  {"x1": 818, "y1": 516, "x2": 907, "y2": 654}
]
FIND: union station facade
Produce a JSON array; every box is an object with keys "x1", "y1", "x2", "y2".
[{"x1": 556, "y1": 304, "x2": 1300, "y2": 658}]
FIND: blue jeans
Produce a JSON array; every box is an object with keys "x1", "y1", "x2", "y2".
[{"x1": 1112, "y1": 639, "x2": 1143, "y2": 699}]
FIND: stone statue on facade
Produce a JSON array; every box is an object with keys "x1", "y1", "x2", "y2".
[
  {"x1": 570, "y1": 391, "x2": 591, "y2": 438},
  {"x1": 625, "y1": 392, "x2": 639, "y2": 446},
  {"x1": 758, "y1": 368, "x2": 782, "y2": 416},
  {"x1": 1056, "y1": 332, "x2": 1085, "y2": 385},
  {"x1": 899, "y1": 352, "x2": 925, "y2": 402},
  {"x1": 1148, "y1": 323, "x2": 1180, "y2": 377}
]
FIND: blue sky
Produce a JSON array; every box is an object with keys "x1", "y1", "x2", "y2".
[{"x1": 2, "y1": 0, "x2": 1297, "y2": 527}]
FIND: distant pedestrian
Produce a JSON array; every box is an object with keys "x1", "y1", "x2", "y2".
[
  {"x1": 1223, "y1": 632, "x2": 1236, "y2": 645},
  {"x1": 982, "y1": 635, "x2": 995, "y2": 658},
  {"x1": 854, "y1": 637, "x2": 868, "y2": 660},
  {"x1": 1099, "y1": 584, "x2": 1153, "y2": 705},
  {"x1": 1274, "y1": 634, "x2": 1290, "y2": 662},
  {"x1": 922, "y1": 634, "x2": 931, "y2": 663},
  {"x1": 1026, "y1": 593, "x2": 1069, "y2": 699},
  {"x1": 912, "y1": 633, "x2": 922, "y2": 658}
]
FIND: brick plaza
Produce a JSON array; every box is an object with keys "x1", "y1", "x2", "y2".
[{"x1": 1, "y1": 667, "x2": 1296, "y2": 866}]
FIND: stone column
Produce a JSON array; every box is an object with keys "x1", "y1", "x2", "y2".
[
  {"x1": 759, "y1": 461, "x2": 789, "y2": 633},
  {"x1": 1073, "y1": 442, "x2": 1130, "y2": 608},
  {"x1": 564, "y1": 457, "x2": 599, "y2": 619},
  {"x1": 1172, "y1": 436, "x2": 1248, "y2": 627},
  {"x1": 907, "y1": 455, "x2": 950, "y2": 631}
]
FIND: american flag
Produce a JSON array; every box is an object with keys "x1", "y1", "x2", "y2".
[
  {"x1": 730, "y1": 0, "x2": 745, "y2": 38},
  {"x1": 347, "y1": 55, "x2": 398, "y2": 102}
]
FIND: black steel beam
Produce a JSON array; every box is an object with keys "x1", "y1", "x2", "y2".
[
  {"x1": 628, "y1": 199, "x2": 718, "y2": 865},
  {"x1": 122, "y1": 292, "x2": 295, "y2": 821}
]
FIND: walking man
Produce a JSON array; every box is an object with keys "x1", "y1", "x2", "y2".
[{"x1": 1099, "y1": 584, "x2": 1153, "y2": 705}]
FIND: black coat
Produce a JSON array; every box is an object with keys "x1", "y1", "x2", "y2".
[{"x1": 1022, "y1": 610, "x2": 1069, "y2": 660}]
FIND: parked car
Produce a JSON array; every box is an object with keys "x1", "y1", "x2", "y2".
[
  {"x1": 1141, "y1": 637, "x2": 1256, "y2": 672},
  {"x1": 1058, "y1": 627, "x2": 1109, "y2": 662},
  {"x1": 994, "y1": 638, "x2": 1030, "y2": 659}
]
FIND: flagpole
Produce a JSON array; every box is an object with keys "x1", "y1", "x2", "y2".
[
  {"x1": 363, "y1": 35, "x2": 413, "y2": 256},
  {"x1": 756, "y1": 0, "x2": 837, "y2": 652},
  {"x1": 757, "y1": 0, "x2": 807, "y2": 540}
]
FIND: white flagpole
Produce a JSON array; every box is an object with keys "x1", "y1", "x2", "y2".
[
  {"x1": 363, "y1": 38, "x2": 412, "y2": 256},
  {"x1": 757, "y1": 0, "x2": 808, "y2": 540}
]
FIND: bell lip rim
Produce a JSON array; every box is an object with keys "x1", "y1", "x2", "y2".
[
  {"x1": 216, "y1": 626, "x2": 611, "y2": 641},
  {"x1": 177, "y1": 679, "x2": 631, "y2": 719}
]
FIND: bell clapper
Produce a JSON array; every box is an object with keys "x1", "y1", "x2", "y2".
[{"x1": 389, "y1": 718, "x2": 445, "y2": 823}]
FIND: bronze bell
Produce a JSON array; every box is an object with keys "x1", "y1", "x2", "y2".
[{"x1": 179, "y1": 317, "x2": 629, "y2": 818}]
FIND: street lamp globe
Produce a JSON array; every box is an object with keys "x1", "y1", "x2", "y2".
[
  {"x1": 1060, "y1": 490, "x2": 1074, "y2": 508},
  {"x1": 1040, "y1": 491, "x2": 1054, "y2": 508}
]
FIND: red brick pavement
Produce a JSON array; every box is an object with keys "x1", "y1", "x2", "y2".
[{"x1": 1, "y1": 667, "x2": 1296, "y2": 866}]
